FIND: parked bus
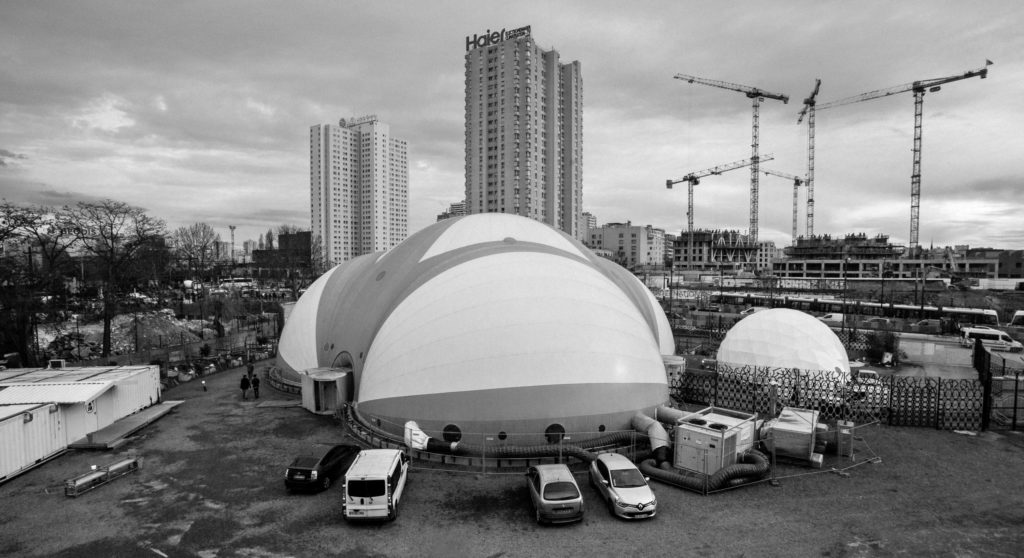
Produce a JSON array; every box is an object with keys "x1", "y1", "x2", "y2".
[{"x1": 219, "y1": 277, "x2": 256, "y2": 290}]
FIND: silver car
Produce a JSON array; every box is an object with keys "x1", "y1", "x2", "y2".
[
  {"x1": 588, "y1": 453, "x2": 657, "y2": 519},
  {"x1": 525, "y1": 464, "x2": 584, "y2": 525}
]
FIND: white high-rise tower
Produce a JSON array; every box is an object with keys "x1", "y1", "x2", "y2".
[
  {"x1": 310, "y1": 115, "x2": 409, "y2": 265},
  {"x1": 463, "y1": 25, "x2": 583, "y2": 239}
]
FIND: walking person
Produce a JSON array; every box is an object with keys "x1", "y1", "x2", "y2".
[
  {"x1": 251, "y1": 374, "x2": 261, "y2": 400},
  {"x1": 240, "y1": 374, "x2": 251, "y2": 401},
  {"x1": 246, "y1": 360, "x2": 254, "y2": 379}
]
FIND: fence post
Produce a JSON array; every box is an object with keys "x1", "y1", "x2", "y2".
[
  {"x1": 980, "y1": 364, "x2": 992, "y2": 432},
  {"x1": 935, "y1": 378, "x2": 942, "y2": 430},
  {"x1": 1013, "y1": 371, "x2": 1020, "y2": 432}
]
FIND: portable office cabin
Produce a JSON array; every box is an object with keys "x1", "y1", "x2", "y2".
[
  {"x1": 0, "y1": 382, "x2": 115, "y2": 444},
  {"x1": 0, "y1": 403, "x2": 66, "y2": 483},
  {"x1": 300, "y1": 367, "x2": 353, "y2": 415},
  {"x1": 0, "y1": 365, "x2": 161, "y2": 445}
]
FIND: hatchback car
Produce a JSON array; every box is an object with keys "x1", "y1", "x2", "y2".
[
  {"x1": 284, "y1": 444, "x2": 360, "y2": 493},
  {"x1": 588, "y1": 453, "x2": 657, "y2": 519},
  {"x1": 525, "y1": 464, "x2": 584, "y2": 525}
]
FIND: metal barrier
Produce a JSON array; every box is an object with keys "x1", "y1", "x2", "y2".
[
  {"x1": 671, "y1": 363, "x2": 985, "y2": 431},
  {"x1": 64, "y1": 457, "x2": 139, "y2": 497}
]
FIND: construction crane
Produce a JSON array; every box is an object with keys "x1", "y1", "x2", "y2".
[
  {"x1": 796, "y1": 79, "x2": 821, "y2": 237},
  {"x1": 666, "y1": 155, "x2": 774, "y2": 270},
  {"x1": 759, "y1": 168, "x2": 806, "y2": 244},
  {"x1": 674, "y1": 74, "x2": 789, "y2": 242},
  {"x1": 666, "y1": 154, "x2": 775, "y2": 233},
  {"x1": 811, "y1": 61, "x2": 992, "y2": 253}
]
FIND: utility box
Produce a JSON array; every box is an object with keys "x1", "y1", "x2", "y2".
[
  {"x1": 673, "y1": 407, "x2": 757, "y2": 476},
  {"x1": 836, "y1": 420, "x2": 854, "y2": 457}
]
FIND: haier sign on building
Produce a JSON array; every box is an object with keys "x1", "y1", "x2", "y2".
[{"x1": 466, "y1": 25, "x2": 531, "y2": 51}]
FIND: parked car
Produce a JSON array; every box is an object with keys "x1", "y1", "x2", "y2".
[
  {"x1": 912, "y1": 319, "x2": 943, "y2": 334},
  {"x1": 587, "y1": 453, "x2": 657, "y2": 519},
  {"x1": 342, "y1": 449, "x2": 410, "y2": 521},
  {"x1": 525, "y1": 464, "x2": 584, "y2": 525},
  {"x1": 860, "y1": 317, "x2": 894, "y2": 330},
  {"x1": 284, "y1": 444, "x2": 360, "y2": 493}
]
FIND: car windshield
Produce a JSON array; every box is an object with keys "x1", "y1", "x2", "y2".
[
  {"x1": 347, "y1": 479, "x2": 386, "y2": 498},
  {"x1": 542, "y1": 481, "x2": 580, "y2": 501},
  {"x1": 610, "y1": 468, "x2": 647, "y2": 488}
]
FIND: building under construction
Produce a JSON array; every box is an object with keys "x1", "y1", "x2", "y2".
[
  {"x1": 773, "y1": 234, "x2": 1024, "y2": 282},
  {"x1": 672, "y1": 229, "x2": 761, "y2": 271}
]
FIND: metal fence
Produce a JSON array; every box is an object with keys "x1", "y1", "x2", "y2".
[
  {"x1": 671, "y1": 363, "x2": 986, "y2": 431},
  {"x1": 972, "y1": 345, "x2": 1024, "y2": 431}
]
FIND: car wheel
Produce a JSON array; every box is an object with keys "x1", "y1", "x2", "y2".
[
  {"x1": 608, "y1": 499, "x2": 616, "y2": 517},
  {"x1": 535, "y1": 508, "x2": 543, "y2": 525},
  {"x1": 322, "y1": 476, "x2": 331, "y2": 490},
  {"x1": 389, "y1": 505, "x2": 399, "y2": 522}
]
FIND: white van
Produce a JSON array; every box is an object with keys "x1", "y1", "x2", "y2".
[
  {"x1": 342, "y1": 449, "x2": 410, "y2": 521},
  {"x1": 960, "y1": 327, "x2": 1024, "y2": 352},
  {"x1": 818, "y1": 313, "x2": 844, "y2": 325}
]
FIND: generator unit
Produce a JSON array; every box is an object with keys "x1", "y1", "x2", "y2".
[{"x1": 673, "y1": 407, "x2": 757, "y2": 476}]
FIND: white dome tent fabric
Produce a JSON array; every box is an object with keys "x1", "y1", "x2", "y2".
[
  {"x1": 716, "y1": 309, "x2": 851, "y2": 375},
  {"x1": 277, "y1": 214, "x2": 674, "y2": 440}
]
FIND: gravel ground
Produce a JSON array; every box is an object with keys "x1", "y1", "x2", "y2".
[{"x1": 1, "y1": 363, "x2": 1023, "y2": 558}]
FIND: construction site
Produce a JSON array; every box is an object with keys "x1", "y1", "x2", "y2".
[{"x1": 663, "y1": 62, "x2": 999, "y2": 279}]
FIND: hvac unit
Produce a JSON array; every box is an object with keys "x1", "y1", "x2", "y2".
[
  {"x1": 763, "y1": 407, "x2": 821, "y2": 466},
  {"x1": 49, "y1": 359, "x2": 67, "y2": 370},
  {"x1": 673, "y1": 407, "x2": 757, "y2": 476}
]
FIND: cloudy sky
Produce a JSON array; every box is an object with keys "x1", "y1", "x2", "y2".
[{"x1": 1, "y1": 1, "x2": 1021, "y2": 250}]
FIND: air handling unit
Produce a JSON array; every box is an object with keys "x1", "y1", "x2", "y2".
[{"x1": 673, "y1": 407, "x2": 756, "y2": 476}]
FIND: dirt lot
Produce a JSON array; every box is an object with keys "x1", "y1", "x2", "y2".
[{"x1": 1, "y1": 364, "x2": 1023, "y2": 558}]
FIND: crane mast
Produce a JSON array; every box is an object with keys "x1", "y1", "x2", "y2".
[
  {"x1": 674, "y1": 74, "x2": 789, "y2": 242},
  {"x1": 797, "y1": 79, "x2": 821, "y2": 237},
  {"x1": 666, "y1": 155, "x2": 774, "y2": 269},
  {"x1": 760, "y1": 168, "x2": 806, "y2": 244},
  {"x1": 812, "y1": 61, "x2": 991, "y2": 253}
]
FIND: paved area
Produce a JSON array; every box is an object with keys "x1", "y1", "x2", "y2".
[{"x1": 0, "y1": 361, "x2": 1023, "y2": 557}]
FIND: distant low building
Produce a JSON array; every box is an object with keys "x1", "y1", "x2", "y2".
[
  {"x1": 586, "y1": 222, "x2": 664, "y2": 269},
  {"x1": 252, "y1": 231, "x2": 311, "y2": 269},
  {"x1": 436, "y1": 200, "x2": 467, "y2": 222}
]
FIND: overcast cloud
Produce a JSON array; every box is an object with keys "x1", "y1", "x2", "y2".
[{"x1": 1, "y1": 1, "x2": 1021, "y2": 249}]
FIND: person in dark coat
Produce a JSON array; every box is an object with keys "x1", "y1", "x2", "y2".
[
  {"x1": 251, "y1": 374, "x2": 261, "y2": 399},
  {"x1": 240, "y1": 374, "x2": 251, "y2": 400}
]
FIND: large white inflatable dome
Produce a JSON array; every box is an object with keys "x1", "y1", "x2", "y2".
[
  {"x1": 278, "y1": 214, "x2": 673, "y2": 440},
  {"x1": 716, "y1": 308, "x2": 850, "y2": 373}
]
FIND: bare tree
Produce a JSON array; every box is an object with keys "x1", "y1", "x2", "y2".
[
  {"x1": 18, "y1": 205, "x2": 79, "y2": 297},
  {"x1": 264, "y1": 228, "x2": 275, "y2": 250},
  {"x1": 0, "y1": 201, "x2": 44, "y2": 365},
  {"x1": 172, "y1": 222, "x2": 220, "y2": 278},
  {"x1": 0, "y1": 199, "x2": 36, "y2": 244},
  {"x1": 67, "y1": 200, "x2": 166, "y2": 357}
]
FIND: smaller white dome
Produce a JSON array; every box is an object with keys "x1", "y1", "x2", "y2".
[{"x1": 717, "y1": 309, "x2": 850, "y2": 373}]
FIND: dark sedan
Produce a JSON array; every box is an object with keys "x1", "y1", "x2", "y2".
[{"x1": 285, "y1": 444, "x2": 360, "y2": 493}]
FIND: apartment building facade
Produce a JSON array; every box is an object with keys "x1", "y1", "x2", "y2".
[
  {"x1": 464, "y1": 25, "x2": 583, "y2": 239},
  {"x1": 310, "y1": 115, "x2": 409, "y2": 265}
]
